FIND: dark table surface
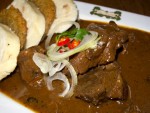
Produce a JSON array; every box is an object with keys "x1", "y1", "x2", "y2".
[
  {"x1": 77, "y1": 0, "x2": 150, "y2": 16},
  {"x1": 1, "y1": 0, "x2": 150, "y2": 16}
]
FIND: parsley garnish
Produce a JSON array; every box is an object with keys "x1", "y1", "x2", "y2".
[{"x1": 55, "y1": 28, "x2": 89, "y2": 42}]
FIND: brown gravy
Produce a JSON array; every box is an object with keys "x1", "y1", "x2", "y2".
[{"x1": 0, "y1": 20, "x2": 150, "y2": 113}]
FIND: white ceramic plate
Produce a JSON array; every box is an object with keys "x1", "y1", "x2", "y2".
[
  {"x1": 75, "y1": 1, "x2": 150, "y2": 32},
  {"x1": 0, "y1": 1, "x2": 150, "y2": 113}
]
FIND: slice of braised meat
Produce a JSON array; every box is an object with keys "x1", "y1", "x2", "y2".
[
  {"x1": 74, "y1": 62, "x2": 128, "y2": 105},
  {"x1": 64, "y1": 21, "x2": 129, "y2": 74},
  {"x1": 18, "y1": 46, "x2": 45, "y2": 88}
]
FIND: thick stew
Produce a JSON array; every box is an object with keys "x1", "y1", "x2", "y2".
[{"x1": 0, "y1": 20, "x2": 150, "y2": 113}]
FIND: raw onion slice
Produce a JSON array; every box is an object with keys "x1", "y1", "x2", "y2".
[
  {"x1": 45, "y1": 21, "x2": 80, "y2": 49},
  {"x1": 46, "y1": 72, "x2": 70, "y2": 97},
  {"x1": 49, "y1": 61, "x2": 66, "y2": 77},
  {"x1": 45, "y1": 59, "x2": 77, "y2": 97},
  {"x1": 0, "y1": 33, "x2": 6, "y2": 61},
  {"x1": 33, "y1": 52, "x2": 67, "y2": 76},
  {"x1": 61, "y1": 59, "x2": 77, "y2": 97},
  {"x1": 47, "y1": 31, "x2": 100, "y2": 61},
  {"x1": 33, "y1": 53, "x2": 52, "y2": 74}
]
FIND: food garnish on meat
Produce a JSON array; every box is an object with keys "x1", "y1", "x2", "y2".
[
  {"x1": 65, "y1": 21, "x2": 129, "y2": 74},
  {"x1": 33, "y1": 21, "x2": 129, "y2": 99},
  {"x1": 33, "y1": 22, "x2": 101, "y2": 97}
]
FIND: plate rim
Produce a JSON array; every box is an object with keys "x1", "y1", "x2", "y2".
[{"x1": 75, "y1": 1, "x2": 150, "y2": 32}]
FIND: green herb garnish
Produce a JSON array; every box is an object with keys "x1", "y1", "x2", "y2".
[{"x1": 55, "y1": 28, "x2": 89, "y2": 42}]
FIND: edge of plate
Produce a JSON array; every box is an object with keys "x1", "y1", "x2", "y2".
[
  {"x1": 0, "y1": 92, "x2": 34, "y2": 113},
  {"x1": 75, "y1": 1, "x2": 150, "y2": 32}
]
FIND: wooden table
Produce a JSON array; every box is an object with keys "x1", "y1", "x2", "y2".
[{"x1": 77, "y1": 0, "x2": 150, "y2": 16}]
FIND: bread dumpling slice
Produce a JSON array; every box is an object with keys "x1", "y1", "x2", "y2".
[
  {"x1": 29, "y1": 0, "x2": 56, "y2": 35},
  {"x1": 0, "y1": 6, "x2": 27, "y2": 49},
  {"x1": 48, "y1": 0, "x2": 78, "y2": 34},
  {"x1": 0, "y1": 23, "x2": 20, "y2": 80},
  {"x1": 11, "y1": 0, "x2": 45, "y2": 48}
]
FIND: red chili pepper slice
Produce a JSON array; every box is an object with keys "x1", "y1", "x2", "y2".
[
  {"x1": 68, "y1": 40, "x2": 80, "y2": 49},
  {"x1": 57, "y1": 37, "x2": 70, "y2": 46}
]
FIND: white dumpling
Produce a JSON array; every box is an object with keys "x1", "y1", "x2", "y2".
[
  {"x1": 0, "y1": 23, "x2": 20, "y2": 80},
  {"x1": 11, "y1": 0, "x2": 45, "y2": 48},
  {"x1": 48, "y1": 0, "x2": 78, "y2": 34}
]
